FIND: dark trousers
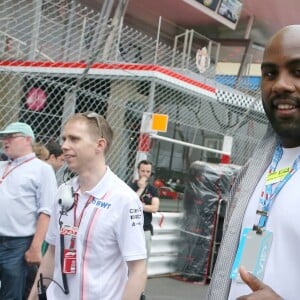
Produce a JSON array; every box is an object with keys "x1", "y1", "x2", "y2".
[
  {"x1": 24, "y1": 264, "x2": 39, "y2": 299},
  {"x1": 0, "y1": 236, "x2": 32, "y2": 300}
]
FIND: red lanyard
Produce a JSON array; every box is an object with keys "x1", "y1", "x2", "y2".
[
  {"x1": 73, "y1": 193, "x2": 94, "y2": 228},
  {"x1": 0, "y1": 157, "x2": 35, "y2": 184},
  {"x1": 69, "y1": 192, "x2": 94, "y2": 249}
]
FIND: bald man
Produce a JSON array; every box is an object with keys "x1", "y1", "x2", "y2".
[{"x1": 207, "y1": 25, "x2": 300, "y2": 300}]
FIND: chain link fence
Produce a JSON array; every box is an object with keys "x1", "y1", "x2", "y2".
[{"x1": 0, "y1": 0, "x2": 268, "y2": 186}]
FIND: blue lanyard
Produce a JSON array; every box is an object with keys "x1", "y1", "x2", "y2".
[{"x1": 257, "y1": 145, "x2": 300, "y2": 228}]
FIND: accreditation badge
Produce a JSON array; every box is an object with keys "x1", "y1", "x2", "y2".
[
  {"x1": 60, "y1": 224, "x2": 78, "y2": 237},
  {"x1": 230, "y1": 227, "x2": 273, "y2": 282},
  {"x1": 63, "y1": 249, "x2": 77, "y2": 274},
  {"x1": 266, "y1": 167, "x2": 290, "y2": 185}
]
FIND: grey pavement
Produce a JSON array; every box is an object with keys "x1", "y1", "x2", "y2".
[{"x1": 145, "y1": 277, "x2": 208, "y2": 300}]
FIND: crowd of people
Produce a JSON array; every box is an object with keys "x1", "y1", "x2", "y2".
[
  {"x1": 1, "y1": 24, "x2": 300, "y2": 300},
  {"x1": 0, "y1": 113, "x2": 159, "y2": 300}
]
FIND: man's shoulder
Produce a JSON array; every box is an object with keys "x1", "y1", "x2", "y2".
[
  {"x1": 32, "y1": 157, "x2": 56, "y2": 172},
  {"x1": 26, "y1": 158, "x2": 57, "y2": 185},
  {"x1": 106, "y1": 169, "x2": 139, "y2": 198},
  {"x1": 147, "y1": 184, "x2": 156, "y2": 190},
  {"x1": 147, "y1": 184, "x2": 158, "y2": 195}
]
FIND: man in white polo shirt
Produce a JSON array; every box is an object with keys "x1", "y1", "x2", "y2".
[
  {"x1": 0, "y1": 122, "x2": 57, "y2": 299},
  {"x1": 29, "y1": 112, "x2": 147, "y2": 300}
]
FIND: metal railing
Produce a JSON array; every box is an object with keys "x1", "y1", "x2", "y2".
[{"x1": 0, "y1": 0, "x2": 267, "y2": 185}]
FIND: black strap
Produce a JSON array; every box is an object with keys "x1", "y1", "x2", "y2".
[{"x1": 60, "y1": 234, "x2": 69, "y2": 294}]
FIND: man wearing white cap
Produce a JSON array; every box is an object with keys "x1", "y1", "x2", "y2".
[{"x1": 0, "y1": 122, "x2": 57, "y2": 299}]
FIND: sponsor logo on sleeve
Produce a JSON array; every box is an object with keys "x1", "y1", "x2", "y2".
[{"x1": 129, "y1": 207, "x2": 142, "y2": 227}]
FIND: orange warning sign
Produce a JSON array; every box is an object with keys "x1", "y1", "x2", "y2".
[{"x1": 151, "y1": 114, "x2": 168, "y2": 132}]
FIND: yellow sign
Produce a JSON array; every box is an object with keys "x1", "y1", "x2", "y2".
[{"x1": 151, "y1": 113, "x2": 168, "y2": 132}]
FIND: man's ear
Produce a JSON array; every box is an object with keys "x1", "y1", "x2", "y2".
[
  {"x1": 47, "y1": 153, "x2": 55, "y2": 161},
  {"x1": 96, "y1": 138, "x2": 107, "y2": 153}
]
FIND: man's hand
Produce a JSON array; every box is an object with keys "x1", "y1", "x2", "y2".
[
  {"x1": 236, "y1": 266, "x2": 283, "y2": 300},
  {"x1": 137, "y1": 176, "x2": 148, "y2": 190},
  {"x1": 25, "y1": 245, "x2": 42, "y2": 264}
]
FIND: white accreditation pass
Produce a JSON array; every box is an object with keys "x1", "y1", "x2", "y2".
[{"x1": 230, "y1": 227, "x2": 273, "y2": 282}]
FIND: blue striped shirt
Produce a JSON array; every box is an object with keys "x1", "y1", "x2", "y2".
[{"x1": 0, "y1": 152, "x2": 58, "y2": 236}]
